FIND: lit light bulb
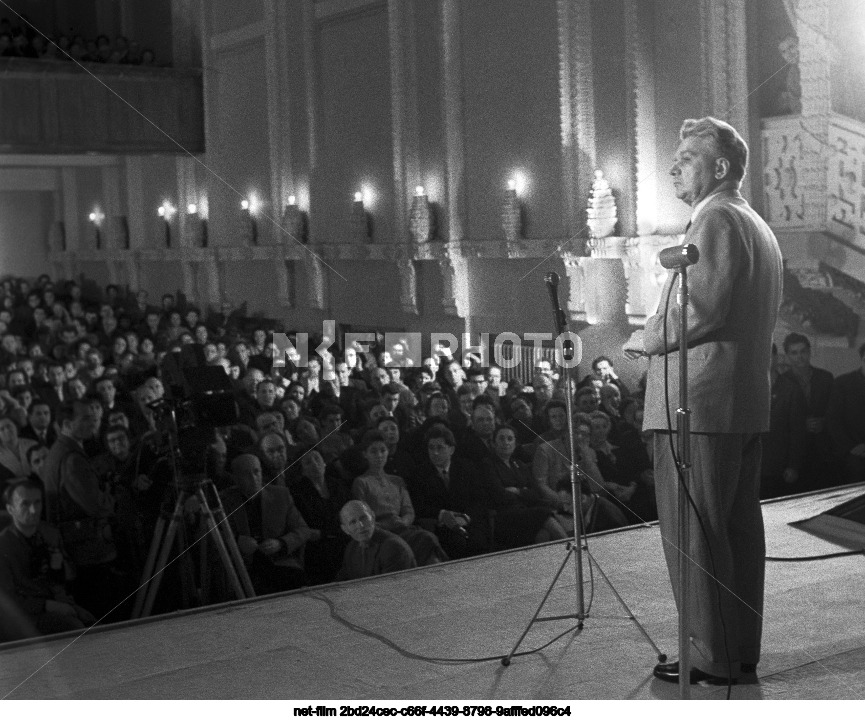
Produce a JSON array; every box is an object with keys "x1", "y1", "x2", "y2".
[
  {"x1": 288, "y1": 195, "x2": 297, "y2": 206},
  {"x1": 187, "y1": 203, "x2": 197, "y2": 214},
  {"x1": 88, "y1": 212, "x2": 97, "y2": 222},
  {"x1": 157, "y1": 206, "x2": 166, "y2": 217},
  {"x1": 241, "y1": 199, "x2": 250, "y2": 211},
  {"x1": 507, "y1": 178, "x2": 517, "y2": 191},
  {"x1": 415, "y1": 185, "x2": 426, "y2": 197},
  {"x1": 354, "y1": 192, "x2": 363, "y2": 203}
]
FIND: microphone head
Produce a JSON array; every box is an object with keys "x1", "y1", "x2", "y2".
[
  {"x1": 659, "y1": 243, "x2": 700, "y2": 270},
  {"x1": 544, "y1": 271, "x2": 559, "y2": 287}
]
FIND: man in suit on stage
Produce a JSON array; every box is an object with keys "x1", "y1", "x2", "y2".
[{"x1": 625, "y1": 117, "x2": 783, "y2": 685}]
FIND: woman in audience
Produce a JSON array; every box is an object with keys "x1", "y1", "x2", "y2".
[
  {"x1": 291, "y1": 450, "x2": 350, "y2": 584},
  {"x1": 352, "y1": 430, "x2": 446, "y2": 565},
  {"x1": 481, "y1": 425, "x2": 567, "y2": 546},
  {"x1": 0, "y1": 416, "x2": 36, "y2": 499}
]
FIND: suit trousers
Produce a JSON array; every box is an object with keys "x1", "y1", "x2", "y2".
[{"x1": 653, "y1": 431, "x2": 765, "y2": 677}]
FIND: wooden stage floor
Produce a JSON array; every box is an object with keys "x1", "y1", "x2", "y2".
[{"x1": 1, "y1": 484, "x2": 863, "y2": 700}]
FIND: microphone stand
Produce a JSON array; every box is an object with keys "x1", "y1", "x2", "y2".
[
  {"x1": 676, "y1": 265, "x2": 693, "y2": 699},
  {"x1": 502, "y1": 273, "x2": 662, "y2": 668}
]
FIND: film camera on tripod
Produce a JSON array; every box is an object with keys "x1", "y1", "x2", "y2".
[{"x1": 131, "y1": 345, "x2": 255, "y2": 618}]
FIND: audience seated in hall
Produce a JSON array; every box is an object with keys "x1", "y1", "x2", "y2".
[{"x1": 2, "y1": 269, "x2": 850, "y2": 639}]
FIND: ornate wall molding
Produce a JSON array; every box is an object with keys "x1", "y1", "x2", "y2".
[
  {"x1": 557, "y1": 0, "x2": 596, "y2": 242},
  {"x1": 388, "y1": 0, "x2": 420, "y2": 245},
  {"x1": 442, "y1": 0, "x2": 466, "y2": 243},
  {"x1": 561, "y1": 252, "x2": 588, "y2": 323},
  {"x1": 438, "y1": 253, "x2": 470, "y2": 319},
  {"x1": 396, "y1": 258, "x2": 419, "y2": 315},
  {"x1": 762, "y1": 115, "x2": 825, "y2": 229},
  {"x1": 264, "y1": 0, "x2": 294, "y2": 224},
  {"x1": 302, "y1": 0, "x2": 319, "y2": 173},
  {"x1": 796, "y1": 0, "x2": 831, "y2": 120},
  {"x1": 699, "y1": 0, "x2": 749, "y2": 132},
  {"x1": 304, "y1": 253, "x2": 327, "y2": 311},
  {"x1": 623, "y1": 0, "x2": 657, "y2": 236}
]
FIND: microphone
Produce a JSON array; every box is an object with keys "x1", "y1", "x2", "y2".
[
  {"x1": 545, "y1": 271, "x2": 561, "y2": 311},
  {"x1": 659, "y1": 243, "x2": 699, "y2": 270},
  {"x1": 544, "y1": 272, "x2": 567, "y2": 334}
]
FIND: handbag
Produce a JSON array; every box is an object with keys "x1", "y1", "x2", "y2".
[{"x1": 58, "y1": 517, "x2": 118, "y2": 567}]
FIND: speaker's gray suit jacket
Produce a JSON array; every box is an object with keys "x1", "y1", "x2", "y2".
[{"x1": 642, "y1": 189, "x2": 783, "y2": 434}]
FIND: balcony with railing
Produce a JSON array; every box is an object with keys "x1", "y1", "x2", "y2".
[{"x1": 0, "y1": 58, "x2": 203, "y2": 154}]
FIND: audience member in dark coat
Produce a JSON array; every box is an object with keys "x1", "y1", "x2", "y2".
[
  {"x1": 291, "y1": 450, "x2": 351, "y2": 585},
  {"x1": 336, "y1": 500, "x2": 416, "y2": 580},
  {"x1": 408, "y1": 425, "x2": 491, "y2": 559},
  {"x1": 826, "y1": 344, "x2": 865, "y2": 485},
  {"x1": 761, "y1": 346, "x2": 807, "y2": 499},
  {"x1": 0, "y1": 479, "x2": 96, "y2": 641},
  {"x1": 782, "y1": 333, "x2": 835, "y2": 490}
]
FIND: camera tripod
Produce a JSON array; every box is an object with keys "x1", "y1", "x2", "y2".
[{"x1": 132, "y1": 476, "x2": 255, "y2": 618}]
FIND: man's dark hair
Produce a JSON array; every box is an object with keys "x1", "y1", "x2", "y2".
[
  {"x1": 591, "y1": 356, "x2": 612, "y2": 371},
  {"x1": 375, "y1": 415, "x2": 398, "y2": 430},
  {"x1": 380, "y1": 382, "x2": 402, "y2": 397},
  {"x1": 783, "y1": 332, "x2": 811, "y2": 353},
  {"x1": 56, "y1": 398, "x2": 89, "y2": 426},
  {"x1": 471, "y1": 394, "x2": 497, "y2": 411},
  {"x1": 424, "y1": 391, "x2": 448, "y2": 415},
  {"x1": 318, "y1": 403, "x2": 343, "y2": 421},
  {"x1": 359, "y1": 429, "x2": 387, "y2": 451},
  {"x1": 103, "y1": 424, "x2": 129, "y2": 444},
  {"x1": 492, "y1": 424, "x2": 515, "y2": 443},
  {"x1": 544, "y1": 399, "x2": 567, "y2": 418},
  {"x1": 4, "y1": 477, "x2": 43, "y2": 506},
  {"x1": 424, "y1": 424, "x2": 456, "y2": 448},
  {"x1": 25, "y1": 443, "x2": 47, "y2": 465},
  {"x1": 27, "y1": 399, "x2": 51, "y2": 416},
  {"x1": 858, "y1": 342, "x2": 865, "y2": 360}
]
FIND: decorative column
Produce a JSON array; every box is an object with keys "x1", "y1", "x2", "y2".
[
  {"x1": 265, "y1": 0, "x2": 294, "y2": 232},
  {"x1": 275, "y1": 260, "x2": 295, "y2": 309},
  {"x1": 304, "y1": 253, "x2": 327, "y2": 311},
  {"x1": 557, "y1": 0, "x2": 597, "y2": 241},
  {"x1": 181, "y1": 261, "x2": 198, "y2": 303},
  {"x1": 205, "y1": 252, "x2": 222, "y2": 306},
  {"x1": 59, "y1": 168, "x2": 79, "y2": 280},
  {"x1": 700, "y1": 0, "x2": 749, "y2": 199},
  {"x1": 624, "y1": 0, "x2": 658, "y2": 236},
  {"x1": 389, "y1": 0, "x2": 421, "y2": 245},
  {"x1": 442, "y1": 0, "x2": 466, "y2": 244},
  {"x1": 171, "y1": 0, "x2": 203, "y2": 68},
  {"x1": 396, "y1": 258, "x2": 419, "y2": 315},
  {"x1": 561, "y1": 252, "x2": 588, "y2": 323},
  {"x1": 439, "y1": 247, "x2": 470, "y2": 320}
]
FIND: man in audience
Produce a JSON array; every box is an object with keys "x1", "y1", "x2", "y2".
[
  {"x1": 20, "y1": 400, "x2": 56, "y2": 448},
  {"x1": 782, "y1": 333, "x2": 835, "y2": 490},
  {"x1": 826, "y1": 342, "x2": 865, "y2": 485},
  {"x1": 222, "y1": 454, "x2": 316, "y2": 594},
  {"x1": 589, "y1": 355, "x2": 630, "y2": 397},
  {"x1": 42, "y1": 399, "x2": 120, "y2": 618},
  {"x1": 0, "y1": 479, "x2": 96, "y2": 641},
  {"x1": 761, "y1": 344, "x2": 807, "y2": 499},
  {"x1": 336, "y1": 500, "x2": 416, "y2": 580}
]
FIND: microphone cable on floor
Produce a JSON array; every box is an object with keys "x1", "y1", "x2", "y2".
[{"x1": 766, "y1": 549, "x2": 864, "y2": 562}]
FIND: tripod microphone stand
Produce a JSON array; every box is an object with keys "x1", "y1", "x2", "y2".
[{"x1": 502, "y1": 272, "x2": 662, "y2": 667}]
